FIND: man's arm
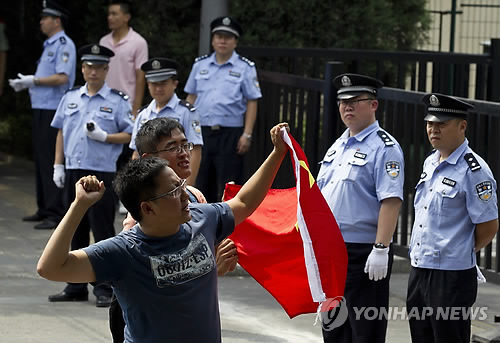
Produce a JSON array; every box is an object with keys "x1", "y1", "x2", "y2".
[
  {"x1": 187, "y1": 145, "x2": 202, "y2": 186},
  {"x1": 105, "y1": 132, "x2": 132, "y2": 144},
  {"x1": 36, "y1": 73, "x2": 69, "y2": 86},
  {"x1": 132, "y1": 69, "x2": 146, "y2": 117},
  {"x1": 226, "y1": 123, "x2": 288, "y2": 225},
  {"x1": 37, "y1": 176, "x2": 105, "y2": 282},
  {"x1": 375, "y1": 197, "x2": 402, "y2": 246},
  {"x1": 186, "y1": 94, "x2": 197, "y2": 105},
  {"x1": 475, "y1": 219, "x2": 498, "y2": 252},
  {"x1": 237, "y1": 99, "x2": 258, "y2": 155},
  {"x1": 54, "y1": 129, "x2": 64, "y2": 164}
]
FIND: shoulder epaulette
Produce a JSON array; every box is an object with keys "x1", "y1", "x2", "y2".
[
  {"x1": 464, "y1": 153, "x2": 481, "y2": 172},
  {"x1": 376, "y1": 130, "x2": 395, "y2": 146},
  {"x1": 194, "y1": 54, "x2": 209, "y2": 63},
  {"x1": 111, "y1": 89, "x2": 130, "y2": 101},
  {"x1": 179, "y1": 99, "x2": 196, "y2": 112},
  {"x1": 427, "y1": 149, "x2": 436, "y2": 156},
  {"x1": 59, "y1": 36, "x2": 66, "y2": 44},
  {"x1": 239, "y1": 55, "x2": 255, "y2": 67},
  {"x1": 65, "y1": 85, "x2": 80, "y2": 93}
]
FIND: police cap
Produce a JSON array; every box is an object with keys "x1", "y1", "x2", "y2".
[
  {"x1": 141, "y1": 58, "x2": 180, "y2": 83},
  {"x1": 78, "y1": 44, "x2": 115, "y2": 65},
  {"x1": 210, "y1": 16, "x2": 242, "y2": 38},
  {"x1": 333, "y1": 73, "x2": 383, "y2": 100},
  {"x1": 41, "y1": 0, "x2": 69, "y2": 18},
  {"x1": 422, "y1": 93, "x2": 474, "y2": 122}
]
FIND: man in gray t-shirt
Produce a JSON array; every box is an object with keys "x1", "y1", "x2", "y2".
[{"x1": 37, "y1": 123, "x2": 289, "y2": 342}]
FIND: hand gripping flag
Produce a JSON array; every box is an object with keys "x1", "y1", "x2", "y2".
[{"x1": 224, "y1": 129, "x2": 347, "y2": 318}]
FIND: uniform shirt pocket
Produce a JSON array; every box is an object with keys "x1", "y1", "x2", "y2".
[
  {"x1": 42, "y1": 50, "x2": 57, "y2": 63},
  {"x1": 345, "y1": 158, "x2": 369, "y2": 182},
  {"x1": 433, "y1": 184, "x2": 463, "y2": 215},
  {"x1": 93, "y1": 110, "x2": 115, "y2": 132},
  {"x1": 194, "y1": 73, "x2": 211, "y2": 91}
]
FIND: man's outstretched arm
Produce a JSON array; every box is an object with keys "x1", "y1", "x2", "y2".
[{"x1": 37, "y1": 176, "x2": 104, "y2": 283}]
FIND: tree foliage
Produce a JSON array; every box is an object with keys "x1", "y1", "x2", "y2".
[{"x1": 231, "y1": 0, "x2": 429, "y2": 50}]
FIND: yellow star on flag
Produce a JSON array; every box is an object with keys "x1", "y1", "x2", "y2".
[{"x1": 299, "y1": 160, "x2": 315, "y2": 188}]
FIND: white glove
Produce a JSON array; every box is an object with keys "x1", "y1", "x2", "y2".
[
  {"x1": 476, "y1": 265, "x2": 486, "y2": 284},
  {"x1": 85, "y1": 120, "x2": 108, "y2": 142},
  {"x1": 8, "y1": 73, "x2": 35, "y2": 92},
  {"x1": 364, "y1": 246, "x2": 389, "y2": 281},
  {"x1": 53, "y1": 164, "x2": 65, "y2": 189}
]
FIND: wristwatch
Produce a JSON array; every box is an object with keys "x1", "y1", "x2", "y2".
[
  {"x1": 374, "y1": 243, "x2": 388, "y2": 249},
  {"x1": 34, "y1": 77, "x2": 40, "y2": 86},
  {"x1": 242, "y1": 132, "x2": 252, "y2": 140}
]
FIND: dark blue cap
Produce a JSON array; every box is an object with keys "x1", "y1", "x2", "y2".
[
  {"x1": 422, "y1": 93, "x2": 474, "y2": 122},
  {"x1": 78, "y1": 44, "x2": 115, "y2": 65},
  {"x1": 210, "y1": 16, "x2": 242, "y2": 38},
  {"x1": 141, "y1": 58, "x2": 180, "y2": 82},
  {"x1": 333, "y1": 73, "x2": 383, "y2": 100}
]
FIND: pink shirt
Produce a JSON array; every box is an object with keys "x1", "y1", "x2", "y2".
[{"x1": 99, "y1": 27, "x2": 148, "y2": 104}]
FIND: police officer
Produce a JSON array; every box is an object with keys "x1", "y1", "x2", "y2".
[
  {"x1": 317, "y1": 74, "x2": 405, "y2": 342},
  {"x1": 184, "y1": 16, "x2": 262, "y2": 202},
  {"x1": 48, "y1": 44, "x2": 133, "y2": 307},
  {"x1": 9, "y1": 1, "x2": 76, "y2": 230},
  {"x1": 407, "y1": 93, "x2": 498, "y2": 342},
  {"x1": 130, "y1": 58, "x2": 203, "y2": 185}
]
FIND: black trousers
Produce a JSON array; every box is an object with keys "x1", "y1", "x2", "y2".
[
  {"x1": 62, "y1": 169, "x2": 117, "y2": 297},
  {"x1": 406, "y1": 266, "x2": 477, "y2": 343},
  {"x1": 109, "y1": 295, "x2": 125, "y2": 343},
  {"x1": 196, "y1": 126, "x2": 244, "y2": 203},
  {"x1": 323, "y1": 243, "x2": 394, "y2": 343},
  {"x1": 31, "y1": 109, "x2": 64, "y2": 221}
]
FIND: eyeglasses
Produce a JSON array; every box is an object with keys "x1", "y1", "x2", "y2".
[
  {"x1": 146, "y1": 179, "x2": 187, "y2": 201},
  {"x1": 150, "y1": 142, "x2": 194, "y2": 154},
  {"x1": 337, "y1": 98, "x2": 374, "y2": 108}
]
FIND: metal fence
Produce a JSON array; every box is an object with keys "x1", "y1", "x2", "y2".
[{"x1": 241, "y1": 46, "x2": 500, "y2": 283}]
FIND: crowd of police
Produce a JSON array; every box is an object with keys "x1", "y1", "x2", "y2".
[{"x1": 5, "y1": 1, "x2": 499, "y2": 342}]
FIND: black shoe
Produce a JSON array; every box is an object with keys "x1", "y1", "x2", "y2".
[
  {"x1": 22, "y1": 213, "x2": 45, "y2": 222},
  {"x1": 34, "y1": 220, "x2": 58, "y2": 230},
  {"x1": 48, "y1": 291, "x2": 88, "y2": 302},
  {"x1": 96, "y1": 295, "x2": 112, "y2": 308}
]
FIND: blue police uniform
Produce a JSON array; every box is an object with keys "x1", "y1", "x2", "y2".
[
  {"x1": 29, "y1": 30, "x2": 76, "y2": 110},
  {"x1": 130, "y1": 93, "x2": 203, "y2": 150},
  {"x1": 48, "y1": 43, "x2": 133, "y2": 304},
  {"x1": 27, "y1": 29, "x2": 76, "y2": 228},
  {"x1": 51, "y1": 83, "x2": 133, "y2": 172},
  {"x1": 320, "y1": 74, "x2": 404, "y2": 343},
  {"x1": 184, "y1": 51, "x2": 262, "y2": 202},
  {"x1": 410, "y1": 140, "x2": 497, "y2": 270},
  {"x1": 406, "y1": 93, "x2": 499, "y2": 343},
  {"x1": 318, "y1": 121, "x2": 404, "y2": 243},
  {"x1": 184, "y1": 51, "x2": 261, "y2": 127}
]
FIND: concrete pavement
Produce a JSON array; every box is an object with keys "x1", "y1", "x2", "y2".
[{"x1": 0, "y1": 153, "x2": 499, "y2": 342}]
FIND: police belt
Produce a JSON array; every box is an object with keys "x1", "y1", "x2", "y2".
[{"x1": 202, "y1": 125, "x2": 237, "y2": 131}]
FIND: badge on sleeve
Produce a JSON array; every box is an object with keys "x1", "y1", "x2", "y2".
[
  {"x1": 63, "y1": 52, "x2": 69, "y2": 63},
  {"x1": 192, "y1": 120, "x2": 201, "y2": 134},
  {"x1": 254, "y1": 77, "x2": 260, "y2": 88},
  {"x1": 476, "y1": 181, "x2": 493, "y2": 202},
  {"x1": 385, "y1": 161, "x2": 401, "y2": 178}
]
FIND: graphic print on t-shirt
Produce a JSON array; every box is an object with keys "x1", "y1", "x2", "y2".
[{"x1": 149, "y1": 233, "x2": 215, "y2": 287}]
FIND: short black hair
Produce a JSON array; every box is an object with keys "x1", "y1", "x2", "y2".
[
  {"x1": 110, "y1": 0, "x2": 132, "y2": 16},
  {"x1": 113, "y1": 157, "x2": 168, "y2": 222},
  {"x1": 135, "y1": 117, "x2": 186, "y2": 155}
]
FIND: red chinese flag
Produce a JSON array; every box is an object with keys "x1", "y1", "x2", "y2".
[{"x1": 224, "y1": 130, "x2": 347, "y2": 318}]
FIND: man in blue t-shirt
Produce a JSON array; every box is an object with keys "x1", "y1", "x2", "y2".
[{"x1": 37, "y1": 123, "x2": 288, "y2": 343}]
